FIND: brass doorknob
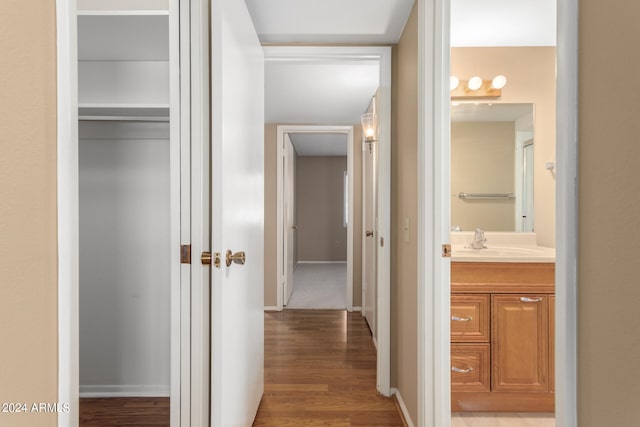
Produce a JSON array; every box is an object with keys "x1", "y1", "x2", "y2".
[
  {"x1": 365, "y1": 230, "x2": 374, "y2": 237},
  {"x1": 226, "y1": 250, "x2": 246, "y2": 267}
]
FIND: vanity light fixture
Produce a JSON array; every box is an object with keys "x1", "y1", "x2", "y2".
[{"x1": 450, "y1": 74, "x2": 507, "y2": 99}]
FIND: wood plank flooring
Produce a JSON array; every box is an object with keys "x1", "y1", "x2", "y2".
[
  {"x1": 254, "y1": 310, "x2": 405, "y2": 426},
  {"x1": 79, "y1": 397, "x2": 169, "y2": 426}
]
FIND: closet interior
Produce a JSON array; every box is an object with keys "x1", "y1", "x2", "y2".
[{"x1": 77, "y1": 0, "x2": 174, "y2": 401}]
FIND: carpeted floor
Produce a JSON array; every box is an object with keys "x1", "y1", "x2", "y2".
[{"x1": 285, "y1": 262, "x2": 347, "y2": 309}]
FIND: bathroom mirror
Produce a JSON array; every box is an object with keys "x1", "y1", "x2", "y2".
[{"x1": 451, "y1": 102, "x2": 534, "y2": 232}]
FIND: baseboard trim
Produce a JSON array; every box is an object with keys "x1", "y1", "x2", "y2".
[
  {"x1": 297, "y1": 261, "x2": 347, "y2": 264},
  {"x1": 264, "y1": 306, "x2": 280, "y2": 312},
  {"x1": 391, "y1": 388, "x2": 415, "y2": 427},
  {"x1": 80, "y1": 385, "x2": 170, "y2": 398},
  {"x1": 352, "y1": 306, "x2": 362, "y2": 312}
]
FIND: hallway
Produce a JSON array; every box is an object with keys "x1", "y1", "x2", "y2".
[{"x1": 254, "y1": 310, "x2": 404, "y2": 426}]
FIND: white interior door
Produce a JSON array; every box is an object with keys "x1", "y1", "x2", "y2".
[
  {"x1": 283, "y1": 134, "x2": 296, "y2": 305},
  {"x1": 362, "y1": 141, "x2": 377, "y2": 336},
  {"x1": 210, "y1": 0, "x2": 264, "y2": 425}
]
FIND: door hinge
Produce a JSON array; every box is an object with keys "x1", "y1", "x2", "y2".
[
  {"x1": 181, "y1": 244, "x2": 192, "y2": 264},
  {"x1": 442, "y1": 244, "x2": 451, "y2": 258}
]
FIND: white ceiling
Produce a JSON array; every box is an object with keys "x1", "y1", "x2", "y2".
[
  {"x1": 289, "y1": 133, "x2": 348, "y2": 156},
  {"x1": 265, "y1": 60, "x2": 379, "y2": 124},
  {"x1": 245, "y1": 0, "x2": 556, "y2": 47},
  {"x1": 249, "y1": 0, "x2": 556, "y2": 127},
  {"x1": 245, "y1": 0, "x2": 415, "y2": 44}
]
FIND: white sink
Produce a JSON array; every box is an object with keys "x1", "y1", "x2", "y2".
[
  {"x1": 450, "y1": 232, "x2": 555, "y2": 263},
  {"x1": 453, "y1": 245, "x2": 547, "y2": 256}
]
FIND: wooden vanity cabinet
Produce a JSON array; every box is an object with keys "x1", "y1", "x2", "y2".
[{"x1": 451, "y1": 262, "x2": 555, "y2": 413}]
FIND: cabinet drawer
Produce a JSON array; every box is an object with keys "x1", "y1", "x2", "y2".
[
  {"x1": 451, "y1": 295, "x2": 490, "y2": 342},
  {"x1": 451, "y1": 344, "x2": 490, "y2": 392}
]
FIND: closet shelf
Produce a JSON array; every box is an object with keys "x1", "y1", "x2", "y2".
[
  {"x1": 77, "y1": 0, "x2": 168, "y2": 15},
  {"x1": 77, "y1": 10, "x2": 169, "y2": 16},
  {"x1": 79, "y1": 104, "x2": 169, "y2": 122}
]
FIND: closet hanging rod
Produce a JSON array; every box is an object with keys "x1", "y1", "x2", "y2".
[
  {"x1": 458, "y1": 192, "x2": 515, "y2": 200},
  {"x1": 79, "y1": 115, "x2": 169, "y2": 122}
]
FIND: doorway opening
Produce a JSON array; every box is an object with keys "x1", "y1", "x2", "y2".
[
  {"x1": 278, "y1": 128, "x2": 354, "y2": 310},
  {"x1": 448, "y1": 2, "x2": 557, "y2": 425},
  {"x1": 265, "y1": 46, "x2": 392, "y2": 395},
  {"x1": 418, "y1": 0, "x2": 578, "y2": 426},
  {"x1": 56, "y1": 0, "x2": 192, "y2": 425}
]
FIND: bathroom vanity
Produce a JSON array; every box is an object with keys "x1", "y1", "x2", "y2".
[{"x1": 450, "y1": 233, "x2": 555, "y2": 412}]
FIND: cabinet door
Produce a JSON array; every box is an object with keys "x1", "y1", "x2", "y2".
[
  {"x1": 451, "y1": 295, "x2": 490, "y2": 343},
  {"x1": 492, "y1": 295, "x2": 549, "y2": 392}
]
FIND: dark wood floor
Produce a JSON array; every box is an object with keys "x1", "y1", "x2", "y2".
[
  {"x1": 254, "y1": 310, "x2": 405, "y2": 426},
  {"x1": 79, "y1": 310, "x2": 404, "y2": 426},
  {"x1": 79, "y1": 397, "x2": 169, "y2": 426}
]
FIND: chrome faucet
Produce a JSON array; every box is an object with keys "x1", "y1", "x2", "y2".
[{"x1": 467, "y1": 228, "x2": 487, "y2": 249}]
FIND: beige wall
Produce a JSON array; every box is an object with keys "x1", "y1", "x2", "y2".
[
  {"x1": 451, "y1": 121, "x2": 516, "y2": 231},
  {"x1": 296, "y1": 156, "x2": 348, "y2": 261},
  {"x1": 264, "y1": 124, "x2": 279, "y2": 306},
  {"x1": 451, "y1": 47, "x2": 556, "y2": 247},
  {"x1": 263, "y1": 125, "x2": 363, "y2": 307},
  {"x1": 0, "y1": 1, "x2": 59, "y2": 426},
  {"x1": 391, "y1": 2, "x2": 419, "y2": 422},
  {"x1": 578, "y1": 0, "x2": 640, "y2": 424}
]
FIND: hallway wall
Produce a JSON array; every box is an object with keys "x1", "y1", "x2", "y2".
[
  {"x1": 0, "y1": 1, "x2": 59, "y2": 426},
  {"x1": 578, "y1": 0, "x2": 640, "y2": 424},
  {"x1": 391, "y1": 1, "x2": 419, "y2": 422},
  {"x1": 296, "y1": 156, "x2": 348, "y2": 261}
]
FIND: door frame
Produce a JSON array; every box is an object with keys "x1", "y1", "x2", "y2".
[
  {"x1": 276, "y1": 125, "x2": 355, "y2": 311},
  {"x1": 55, "y1": 0, "x2": 191, "y2": 425},
  {"x1": 265, "y1": 46, "x2": 392, "y2": 396},
  {"x1": 417, "y1": 0, "x2": 579, "y2": 426}
]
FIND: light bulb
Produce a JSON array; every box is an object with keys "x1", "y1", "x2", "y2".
[
  {"x1": 468, "y1": 76, "x2": 483, "y2": 91},
  {"x1": 366, "y1": 128, "x2": 375, "y2": 137},
  {"x1": 491, "y1": 75, "x2": 507, "y2": 89},
  {"x1": 450, "y1": 76, "x2": 459, "y2": 90}
]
